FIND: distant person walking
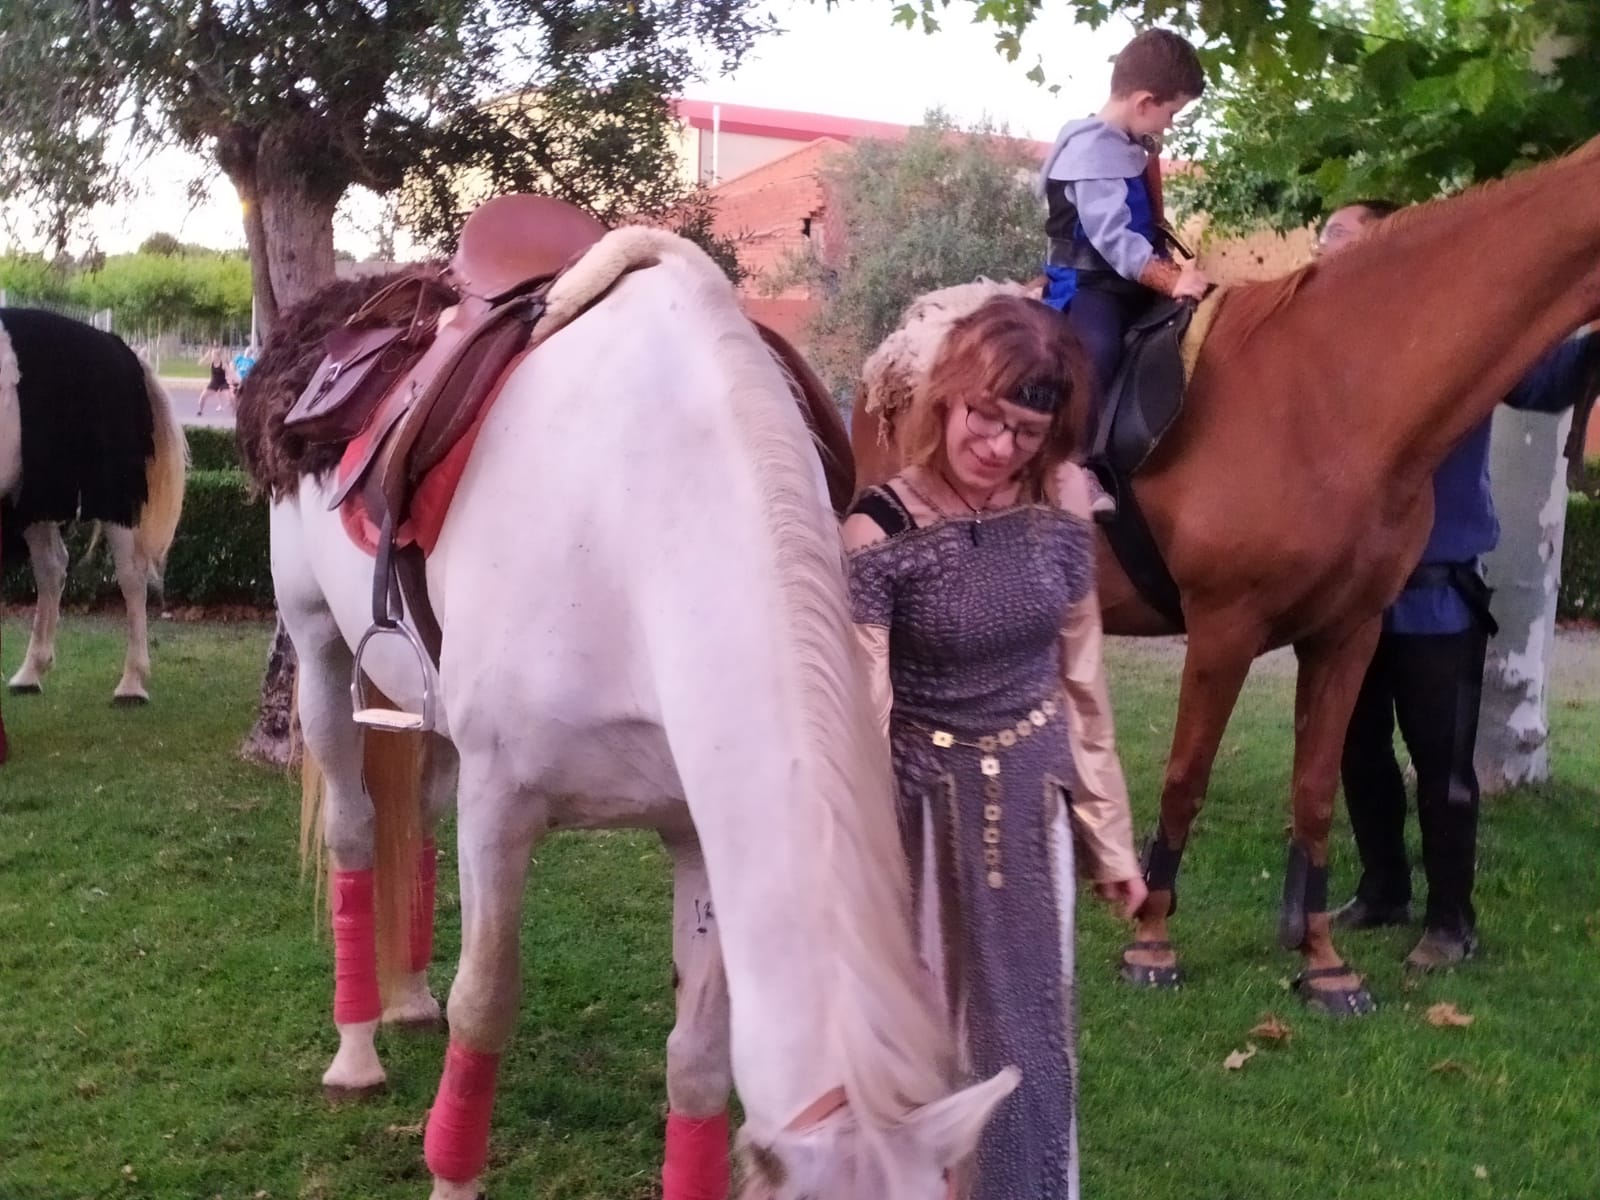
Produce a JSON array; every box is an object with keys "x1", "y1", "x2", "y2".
[{"x1": 197, "y1": 344, "x2": 232, "y2": 416}]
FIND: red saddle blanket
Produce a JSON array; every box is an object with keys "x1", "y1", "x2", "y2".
[{"x1": 335, "y1": 348, "x2": 531, "y2": 558}]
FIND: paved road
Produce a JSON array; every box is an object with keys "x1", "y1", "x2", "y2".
[{"x1": 160, "y1": 378, "x2": 236, "y2": 430}]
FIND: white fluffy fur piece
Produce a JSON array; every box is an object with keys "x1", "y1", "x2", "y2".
[
  {"x1": 858, "y1": 278, "x2": 1031, "y2": 423},
  {"x1": 532, "y1": 226, "x2": 733, "y2": 348}
]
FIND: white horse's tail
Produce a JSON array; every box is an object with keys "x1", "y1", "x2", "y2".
[{"x1": 136, "y1": 362, "x2": 188, "y2": 573}]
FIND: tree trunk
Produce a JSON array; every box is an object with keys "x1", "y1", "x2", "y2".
[
  {"x1": 228, "y1": 127, "x2": 343, "y2": 768},
  {"x1": 1475, "y1": 407, "x2": 1573, "y2": 793},
  {"x1": 238, "y1": 616, "x2": 302, "y2": 770}
]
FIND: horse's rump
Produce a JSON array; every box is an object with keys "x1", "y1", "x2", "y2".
[{"x1": 0, "y1": 308, "x2": 155, "y2": 551}]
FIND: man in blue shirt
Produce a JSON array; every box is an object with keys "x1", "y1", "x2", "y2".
[{"x1": 1319, "y1": 200, "x2": 1599, "y2": 970}]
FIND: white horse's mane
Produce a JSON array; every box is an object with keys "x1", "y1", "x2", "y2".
[{"x1": 648, "y1": 234, "x2": 954, "y2": 1140}]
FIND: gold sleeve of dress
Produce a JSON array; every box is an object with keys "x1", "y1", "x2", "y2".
[
  {"x1": 1059, "y1": 590, "x2": 1140, "y2": 883},
  {"x1": 855, "y1": 623, "x2": 894, "y2": 742},
  {"x1": 1049, "y1": 461, "x2": 1140, "y2": 884}
]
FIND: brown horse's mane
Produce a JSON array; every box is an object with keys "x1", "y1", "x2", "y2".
[
  {"x1": 1203, "y1": 266, "x2": 1316, "y2": 362},
  {"x1": 1205, "y1": 131, "x2": 1600, "y2": 362},
  {"x1": 235, "y1": 268, "x2": 434, "y2": 500}
]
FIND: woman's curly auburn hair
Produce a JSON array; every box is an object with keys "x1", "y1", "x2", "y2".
[{"x1": 894, "y1": 295, "x2": 1092, "y2": 499}]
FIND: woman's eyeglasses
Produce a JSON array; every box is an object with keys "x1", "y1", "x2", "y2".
[{"x1": 964, "y1": 403, "x2": 1049, "y2": 452}]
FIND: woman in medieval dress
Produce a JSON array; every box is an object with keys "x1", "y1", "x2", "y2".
[{"x1": 845, "y1": 294, "x2": 1145, "y2": 1200}]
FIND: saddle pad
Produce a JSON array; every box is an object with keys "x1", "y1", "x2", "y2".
[
  {"x1": 332, "y1": 227, "x2": 698, "y2": 559},
  {"x1": 336, "y1": 347, "x2": 530, "y2": 557}
]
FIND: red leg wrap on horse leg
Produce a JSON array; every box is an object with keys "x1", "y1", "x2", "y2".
[
  {"x1": 331, "y1": 868, "x2": 381, "y2": 1025},
  {"x1": 662, "y1": 1110, "x2": 731, "y2": 1200},
  {"x1": 410, "y1": 838, "x2": 437, "y2": 973},
  {"x1": 424, "y1": 1041, "x2": 501, "y2": 1183}
]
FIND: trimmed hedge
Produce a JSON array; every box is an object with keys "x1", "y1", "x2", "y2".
[
  {"x1": 185, "y1": 426, "x2": 243, "y2": 472},
  {"x1": 1560, "y1": 493, "x2": 1600, "y2": 620},
  {"x1": 5, "y1": 474, "x2": 1600, "y2": 617},
  {"x1": 2, "y1": 469, "x2": 272, "y2": 607}
]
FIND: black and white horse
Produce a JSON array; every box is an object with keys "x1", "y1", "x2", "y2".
[{"x1": 1, "y1": 308, "x2": 187, "y2": 706}]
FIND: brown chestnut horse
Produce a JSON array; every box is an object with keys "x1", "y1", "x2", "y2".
[{"x1": 852, "y1": 134, "x2": 1600, "y2": 1012}]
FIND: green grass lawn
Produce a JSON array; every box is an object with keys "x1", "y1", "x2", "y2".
[{"x1": 1, "y1": 616, "x2": 1595, "y2": 1199}]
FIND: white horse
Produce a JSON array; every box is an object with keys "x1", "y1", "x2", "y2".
[
  {"x1": 0, "y1": 308, "x2": 187, "y2": 705},
  {"x1": 266, "y1": 229, "x2": 1014, "y2": 1200}
]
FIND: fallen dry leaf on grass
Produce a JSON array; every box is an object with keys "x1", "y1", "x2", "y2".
[
  {"x1": 1223, "y1": 1044, "x2": 1258, "y2": 1070},
  {"x1": 386, "y1": 1121, "x2": 425, "y2": 1137},
  {"x1": 1429, "y1": 1059, "x2": 1468, "y2": 1074},
  {"x1": 1474, "y1": 1165, "x2": 1489, "y2": 1180},
  {"x1": 1249, "y1": 1015, "x2": 1292, "y2": 1042},
  {"x1": 1426, "y1": 1002, "x2": 1474, "y2": 1028}
]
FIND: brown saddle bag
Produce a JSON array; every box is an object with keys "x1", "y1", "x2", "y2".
[{"x1": 285, "y1": 273, "x2": 459, "y2": 445}]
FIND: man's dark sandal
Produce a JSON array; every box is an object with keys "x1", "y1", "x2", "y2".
[
  {"x1": 1120, "y1": 940, "x2": 1183, "y2": 989},
  {"x1": 1292, "y1": 966, "x2": 1377, "y2": 1018}
]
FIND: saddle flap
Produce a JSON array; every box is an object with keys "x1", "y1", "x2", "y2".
[
  {"x1": 1105, "y1": 298, "x2": 1195, "y2": 476},
  {"x1": 285, "y1": 273, "x2": 458, "y2": 447}
]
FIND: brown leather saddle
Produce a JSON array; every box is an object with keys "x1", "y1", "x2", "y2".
[
  {"x1": 285, "y1": 194, "x2": 609, "y2": 729},
  {"x1": 284, "y1": 194, "x2": 855, "y2": 732}
]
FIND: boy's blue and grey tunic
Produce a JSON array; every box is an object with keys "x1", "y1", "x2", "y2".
[
  {"x1": 1038, "y1": 117, "x2": 1159, "y2": 311},
  {"x1": 849, "y1": 503, "x2": 1094, "y2": 1200}
]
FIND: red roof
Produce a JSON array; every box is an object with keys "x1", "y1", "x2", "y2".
[{"x1": 674, "y1": 99, "x2": 912, "y2": 144}]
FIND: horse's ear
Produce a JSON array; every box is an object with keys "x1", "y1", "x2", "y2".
[{"x1": 908, "y1": 1067, "x2": 1019, "y2": 1169}]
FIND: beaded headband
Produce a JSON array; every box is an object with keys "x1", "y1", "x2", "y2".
[{"x1": 1011, "y1": 378, "x2": 1064, "y2": 414}]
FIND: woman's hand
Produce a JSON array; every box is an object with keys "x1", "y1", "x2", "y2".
[{"x1": 1094, "y1": 876, "x2": 1148, "y2": 921}]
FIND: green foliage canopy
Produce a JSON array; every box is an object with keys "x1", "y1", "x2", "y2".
[
  {"x1": 778, "y1": 111, "x2": 1041, "y2": 390},
  {"x1": 0, "y1": 250, "x2": 252, "y2": 334},
  {"x1": 0, "y1": 0, "x2": 768, "y2": 322},
  {"x1": 893, "y1": 0, "x2": 1598, "y2": 230}
]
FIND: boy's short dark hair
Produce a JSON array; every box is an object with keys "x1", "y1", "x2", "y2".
[
  {"x1": 1110, "y1": 29, "x2": 1206, "y2": 103},
  {"x1": 1348, "y1": 198, "x2": 1402, "y2": 220}
]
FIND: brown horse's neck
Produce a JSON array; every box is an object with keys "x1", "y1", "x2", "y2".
[{"x1": 1219, "y1": 137, "x2": 1600, "y2": 480}]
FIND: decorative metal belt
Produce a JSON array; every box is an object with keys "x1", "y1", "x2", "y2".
[{"x1": 909, "y1": 697, "x2": 1062, "y2": 891}]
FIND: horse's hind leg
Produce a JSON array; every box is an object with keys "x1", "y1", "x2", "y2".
[
  {"x1": 425, "y1": 767, "x2": 542, "y2": 1200},
  {"x1": 1125, "y1": 618, "x2": 1259, "y2": 985},
  {"x1": 661, "y1": 833, "x2": 732, "y2": 1200},
  {"x1": 382, "y1": 733, "x2": 456, "y2": 1034},
  {"x1": 7, "y1": 522, "x2": 67, "y2": 695},
  {"x1": 297, "y1": 629, "x2": 389, "y2": 1099},
  {"x1": 1280, "y1": 621, "x2": 1382, "y2": 1017},
  {"x1": 105, "y1": 523, "x2": 152, "y2": 704}
]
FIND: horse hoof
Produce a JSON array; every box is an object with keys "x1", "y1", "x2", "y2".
[
  {"x1": 1119, "y1": 940, "x2": 1183, "y2": 989},
  {"x1": 1292, "y1": 967, "x2": 1378, "y2": 1018},
  {"x1": 112, "y1": 694, "x2": 150, "y2": 707},
  {"x1": 322, "y1": 1079, "x2": 388, "y2": 1104},
  {"x1": 8, "y1": 683, "x2": 42, "y2": 696}
]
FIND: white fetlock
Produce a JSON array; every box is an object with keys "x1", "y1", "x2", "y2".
[
  {"x1": 382, "y1": 971, "x2": 444, "y2": 1030},
  {"x1": 322, "y1": 1019, "x2": 386, "y2": 1099},
  {"x1": 431, "y1": 1177, "x2": 482, "y2": 1200}
]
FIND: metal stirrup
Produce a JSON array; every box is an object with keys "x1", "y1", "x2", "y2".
[{"x1": 350, "y1": 513, "x2": 440, "y2": 733}]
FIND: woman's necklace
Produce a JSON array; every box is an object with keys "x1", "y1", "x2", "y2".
[{"x1": 938, "y1": 468, "x2": 1001, "y2": 546}]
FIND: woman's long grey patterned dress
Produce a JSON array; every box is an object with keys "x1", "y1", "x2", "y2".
[{"x1": 849, "y1": 494, "x2": 1093, "y2": 1200}]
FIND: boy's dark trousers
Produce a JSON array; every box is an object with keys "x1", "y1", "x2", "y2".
[
  {"x1": 1339, "y1": 623, "x2": 1489, "y2": 938},
  {"x1": 1065, "y1": 277, "x2": 1155, "y2": 455}
]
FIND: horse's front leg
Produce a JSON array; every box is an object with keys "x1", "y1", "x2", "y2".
[
  {"x1": 7, "y1": 522, "x2": 67, "y2": 695},
  {"x1": 426, "y1": 769, "x2": 542, "y2": 1200},
  {"x1": 661, "y1": 832, "x2": 733, "y2": 1200},
  {"x1": 105, "y1": 524, "x2": 152, "y2": 704},
  {"x1": 382, "y1": 733, "x2": 457, "y2": 1034},
  {"x1": 1123, "y1": 616, "x2": 1260, "y2": 988},
  {"x1": 1281, "y1": 619, "x2": 1383, "y2": 1017}
]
